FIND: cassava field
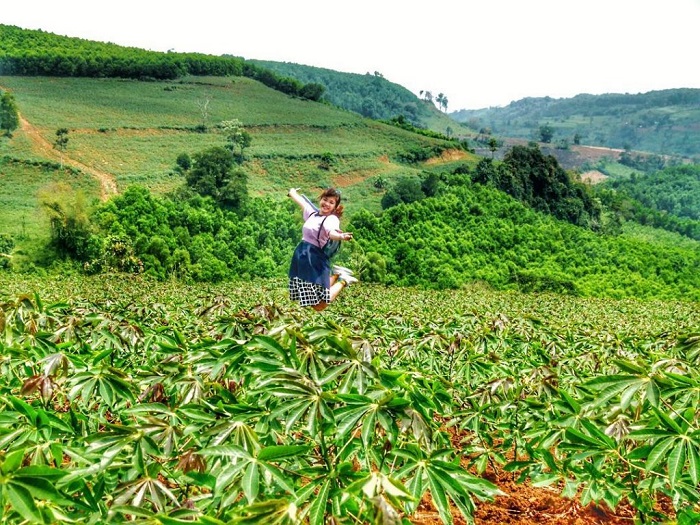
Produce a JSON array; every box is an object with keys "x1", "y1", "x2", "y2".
[{"x1": 1, "y1": 273, "x2": 698, "y2": 524}]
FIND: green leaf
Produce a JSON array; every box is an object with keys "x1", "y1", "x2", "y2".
[
  {"x1": 257, "y1": 462, "x2": 295, "y2": 495},
  {"x1": 1, "y1": 448, "x2": 25, "y2": 474},
  {"x1": 257, "y1": 445, "x2": 311, "y2": 462},
  {"x1": 646, "y1": 437, "x2": 675, "y2": 472},
  {"x1": 645, "y1": 380, "x2": 660, "y2": 408},
  {"x1": 667, "y1": 441, "x2": 686, "y2": 488},
  {"x1": 426, "y1": 469, "x2": 452, "y2": 525},
  {"x1": 242, "y1": 461, "x2": 259, "y2": 503},
  {"x1": 612, "y1": 359, "x2": 646, "y2": 374},
  {"x1": 561, "y1": 479, "x2": 580, "y2": 499},
  {"x1": 199, "y1": 445, "x2": 251, "y2": 460},
  {"x1": 627, "y1": 428, "x2": 673, "y2": 440},
  {"x1": 7, "y1": 395, "x2": 37, "y2": 421},
  {"x1": 248, "y1": 335, "x2": 290, "y2": 366},
  {"x1": 580, "y1": 419, "x2": 616, "y2": 450},
  {"x1": 308, "y1": 479, "x2": 330, "y2": 525},
  {"x1": 687, "y1": 440, "x2": 700, "y2": 485},
  {"x1": 564, "y1": 427, "x2": 602, "y2": 448},
  {"x1": 6, "y1": 483, "x2": 43, "y2": 523},
  {"x1": 12, "y1": 476, "x2": 74, "y2": 506},
  {"x1": 361, "y1": 410, "x2": 377, "y2": 447},
  {"x1": 531, "y1": 473, "x2": 559, "y2": 488},
  {"x1": 652, "y1": 406, "x2": 684, "y2": 434}
]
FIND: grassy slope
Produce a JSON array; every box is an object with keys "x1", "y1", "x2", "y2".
[{"x1": 0, "y1": 75, "x2": 475, "y2": 236}]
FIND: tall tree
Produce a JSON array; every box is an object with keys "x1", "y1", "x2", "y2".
[
  {"x1": 436, "y1": 93, "x2": 444, "y2": 111},
  {"x1": 0, "y1": 91, "x2": 19, "y2": 136}
]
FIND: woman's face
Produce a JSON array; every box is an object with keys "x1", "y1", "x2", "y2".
[{"x1": 319, "y1": 195, "x2": 338, "y2": 215}]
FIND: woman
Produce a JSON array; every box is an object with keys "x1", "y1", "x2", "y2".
[{"x1": 288, "y1": 187, "x2": 357, "y2": 311}]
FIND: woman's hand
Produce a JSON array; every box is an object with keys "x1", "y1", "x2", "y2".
[
  {"x1": 339, "y1": 232, "x2": 353, "y2": 241},
  {"x1": 287, "y1": 187, "x2": 300, "y2": 197}
]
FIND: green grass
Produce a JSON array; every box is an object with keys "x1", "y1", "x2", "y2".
[
  {"x1": 0, "y1": 160, "x2": 99, "y2": 238},
  {"x1": 0, "y1": 76, "x2": 366, "y2": 128},
  {"x1": 596, "y1": 160, "x2": 639, "y2": 179},
  {"x1": 622, "y1": 222, "x2": 700, "y2": 250}
]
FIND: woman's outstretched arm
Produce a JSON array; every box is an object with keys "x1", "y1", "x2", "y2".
[{"x1": 287, "y1": 188, "x2": 309, "y2": 210}]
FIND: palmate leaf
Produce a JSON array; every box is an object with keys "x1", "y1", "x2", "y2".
[
  {"x1": 113, "y1": 475, "x2": 180, "y2": 512},
  {"x1": 229, "y1": 499, "x2": 299, "y2": 525},
  {"x1": 247, "y1": 335, "x2": 292, "y2": 368},
  {"x1": 584, "y1": 374, "x2": 650, "y2": 410},
  {"x1": 393, "y1": 446, "x2": 502, "y2": 524},
  {"x1": 426, "y1": 468, "x2": 452, "y2": 524},
  {"x1": 335, "y1": 394, "x2": 373, "y2": 438},
  {"x1": 199, "y1": 444, "x2": 298, "y2": 504}
]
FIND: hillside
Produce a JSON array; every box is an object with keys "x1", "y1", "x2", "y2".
[
  {"x1": 247, "y1": 59, "x2": 469, "y2": 137},
  {"x1": 450, "y1": 89, "x2": 700, "y2": 162},
  {"x1": 0, "y1": 75, "x2": 468, "y2": 211}
]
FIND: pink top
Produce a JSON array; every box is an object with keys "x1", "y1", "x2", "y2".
[{"x1": 301, "y1": 204, "x2": 340, "y2": 248}]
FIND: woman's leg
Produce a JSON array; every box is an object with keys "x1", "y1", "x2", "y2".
[
  {"x1": 328, "y1": 277, "x2": 346, "y2": 303},
  {"x1": 312, "y1": 275, "x2": 344, "y2": 311}
]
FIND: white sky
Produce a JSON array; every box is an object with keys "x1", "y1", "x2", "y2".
[{"x1": 3, "y1": 0, "x2": 699, "y2": 110}]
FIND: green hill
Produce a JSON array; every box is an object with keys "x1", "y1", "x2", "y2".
[
  {"x1": 450, "y1": 90, "x2": 700, "y2": 161},
  {"x1": 0, "y1": 75, "x2": 468, "y2": 207},
  {"x1": 247, "y1": 59, "x2": 469, "y2": 136}
]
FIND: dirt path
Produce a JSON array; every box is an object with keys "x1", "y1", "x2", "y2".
[{"x1": 18, "y1": 115, "x2": 118, "y2": 201}]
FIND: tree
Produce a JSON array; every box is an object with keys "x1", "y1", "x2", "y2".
[
  {"x1": 436, "y1": 93, "x2": 445, "y2": 111},
  {"x1": 186, "y1": 146, "x2": 248, "y2": 210},
  {"x1": 219, "y1": 168, "x2": 249, "y2": 210},
  {"x1": 434, "y1": 93, "x2": 449, "y2": 112},
  {"x1": 299, "y1": 82, "x2": 325, "y2": 101},
  {"x1": 220, "y1": 119, "x2": 252, "y2": 161},
  {"x1": 39, "y1": 182, "x2": 97, "y2": 260},
  {"x1": 0, "y1": 91, "x2": 20, "y2": 136},
  {"x1": 0, "y1": 233, "x2": 13, "y2": 269},
  {"x1": 538, "y1": 124, "x2": 555, "y2": 143},
  {"x1": 54, "y1": 128, "x2": 69, "y2": 168},
  {"x1": 488, "y1": 137, "x2": 499, "y2": 158},
  {"x1": 381, "y1": 176, "x2": 424, "y2": 209},
  {"x1": 175, "y1": 152, "x2": 192, "y2": 174}
]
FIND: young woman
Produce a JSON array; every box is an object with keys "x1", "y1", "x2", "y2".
[{"x1": 287, "y1": 187, "x2": 357, "y2": 311}]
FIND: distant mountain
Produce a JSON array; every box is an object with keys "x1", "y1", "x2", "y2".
[{"x1": 450, "y1": 89, "x2": 700, "y2": 160}]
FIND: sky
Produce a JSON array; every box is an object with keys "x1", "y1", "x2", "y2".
[{"x1": 3, "y1": 0, "x2": 699, "y2": 111}]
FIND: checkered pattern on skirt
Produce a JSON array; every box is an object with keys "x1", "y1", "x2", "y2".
[{"x1": 289, "y1": 277, "x2": 331, "y2": 307}]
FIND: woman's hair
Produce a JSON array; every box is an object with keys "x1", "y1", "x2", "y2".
[{"x1": 319, "y1": 187, "x2": 344, "y2": 218}]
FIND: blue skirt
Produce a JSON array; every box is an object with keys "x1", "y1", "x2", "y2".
[{"x1": 288, "y1": 242, "x2": 331, "y2": 306}]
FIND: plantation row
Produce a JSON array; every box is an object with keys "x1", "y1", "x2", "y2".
[{"x1": 0, "y1": 275, "x2": 698, "y2": 523}]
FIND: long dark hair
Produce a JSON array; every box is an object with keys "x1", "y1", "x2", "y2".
[{"x1": 319, "y1": 187, "x2": 344, "y2": 218}]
